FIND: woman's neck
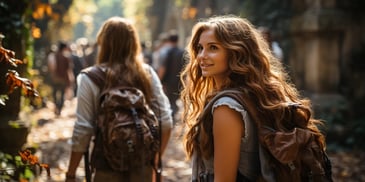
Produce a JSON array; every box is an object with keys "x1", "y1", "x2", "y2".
[{"x1": 213, "y1": 78, "x2": 229, "y2": 91}]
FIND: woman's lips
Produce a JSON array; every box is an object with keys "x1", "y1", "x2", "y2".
[{"x1": 200, "y1": 63, "x2": 213, "y2": 69}]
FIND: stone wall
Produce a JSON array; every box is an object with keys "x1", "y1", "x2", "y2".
[
  {"x1": 289, "y1": 1, "x2": 345, "y2": 94},
  {"x1": 287, "y1": 0, "x2": 365, "y2": 113},
  {"x1": 287, "y1": 1, "x2": 365, "y2": 145}
]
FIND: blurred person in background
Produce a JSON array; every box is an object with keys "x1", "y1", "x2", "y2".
[
  {"x1": 49, "y1": 41, "x2": 74, "y2": 116},
  {"x1": 158, "y1": 30, "x2": 185, "y2": 123}
]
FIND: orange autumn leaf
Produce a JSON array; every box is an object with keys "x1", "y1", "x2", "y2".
[
  {"x1": 5, "y1": 70, "x2": 39, "y2": 98},
  {"x1": 18, "y1": 149, "x2": 51, "y2": 177},
  {"x1": 1, "y1": 40, "x2": 39, "y2": 99},
  {"x1": 28, "y1": 155, "x2": 39, "y2": 165},
  {"x1": 0, "y1": 46, "x2": 23, "y2": 67}
]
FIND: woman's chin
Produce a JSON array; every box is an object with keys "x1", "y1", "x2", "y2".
[{"x1": 201, "y1": 71, "x2": 211, "y2": 77}]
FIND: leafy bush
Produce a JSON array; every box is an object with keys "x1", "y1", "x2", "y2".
[{"x1": 0, "y1": 149, "x2": 50, "y2": 182}]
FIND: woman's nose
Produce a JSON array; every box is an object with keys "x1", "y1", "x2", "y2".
[{"x1": 197, "y1": 49, "x2": 207, "y2": 59}]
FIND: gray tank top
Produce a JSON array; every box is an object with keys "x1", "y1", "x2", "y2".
[{"x1": 191, "y1": 96, "x2": 260, "y2": 181}]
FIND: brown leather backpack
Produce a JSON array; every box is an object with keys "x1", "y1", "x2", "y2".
[{"x1": 206, "y1": 89, "x2": 333, "y2": 182}]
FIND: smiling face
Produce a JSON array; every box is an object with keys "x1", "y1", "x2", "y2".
[{"x1": 197, "y1": 28, "x2": 230, "y2": 86}]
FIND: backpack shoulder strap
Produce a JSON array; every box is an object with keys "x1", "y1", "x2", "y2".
[{"x1": 81, "y1": 66, "x2": 106, "y2": 90}]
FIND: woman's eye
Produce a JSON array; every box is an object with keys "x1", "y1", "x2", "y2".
[
  {"x1": 210, "y1": 45, "x2": 218, "y2": 50},
  {"x1": 196, "y1": 45, "x2": 203, "y2": 52}
]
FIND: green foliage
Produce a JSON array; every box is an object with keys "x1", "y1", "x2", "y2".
[
  {"x1": 239, "y1": 0, "x2": 291, "y2": 29},
  {"x1": 347, "y1": 118, "x2": 365, "y2": 149},
  {"x1": 0, "y1": 151, "x2": 35, "y2": 182},
  {"x1": 0, "y1": 95, "x2": 9, "y2": 106},
  {"x1": 313, "y1": 95, "x2": 365, "y2": 150},
  {"x1": 8, "y1": 120, "x2": 29, "y2": 129},
  {"x1": 0, "y1": 1, "x2": 30, "y2": 48},
  {"x1": 0, "y1": 0, "x2": 38, "y2": 106}
]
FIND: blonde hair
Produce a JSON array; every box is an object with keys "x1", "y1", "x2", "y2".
[{"x1": 181, "y1": 15, "x2": 325, "y2": 159}]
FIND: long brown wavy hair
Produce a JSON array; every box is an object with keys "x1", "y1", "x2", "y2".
[
  {"x1": 180, "y1": 15, "x2": 325, "y2": 160},
  {"x1": 96, "y1": 16, "x2": 153, "y2": 103}
]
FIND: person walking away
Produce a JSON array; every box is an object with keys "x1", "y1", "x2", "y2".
[
  {"x1": 51, "y1": 41, "x2": 74, "y2": 116},
  {"x1": 70, "y1": 42, "x2": 86, "y2": 96},
  {"x1": 157, "y1": 30, "x2": 185, "y2": 123},
  {"x1": 180, "y1": 15, "x2": 329, "y2": 181},
  {"x1": 151, "y1": 32, "x2": 170, "y2": 72},
  {"x1": 46, "y1": 44, "x2": 57, "y2": 85},
  {"x1": 65, "y1": 16, "x2": 173, "y2": 182}
]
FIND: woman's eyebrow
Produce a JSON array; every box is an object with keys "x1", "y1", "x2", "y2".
[{"x1": 198, "y1": 41, "x2": 220, "y2": 46}]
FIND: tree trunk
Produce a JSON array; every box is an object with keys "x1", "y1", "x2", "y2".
[{"x1": 0, "y1": 1, "x2": 30, "y2": 154}]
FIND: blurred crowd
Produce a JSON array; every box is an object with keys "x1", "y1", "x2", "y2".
[
  {"x1": 44, "y1": 29, "x2": 186, "y2": 122},
  {"x1": 44, "y1": 38, "x2": 98, "y2": 116}
]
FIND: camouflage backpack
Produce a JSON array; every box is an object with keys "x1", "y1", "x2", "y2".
[{"x1": 81, "y1": 66, "x2": 160, "y2": 172}]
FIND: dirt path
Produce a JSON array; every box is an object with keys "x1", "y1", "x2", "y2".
[{"x1": 27, "y1": 98, "x2": 191, "y2": 182}]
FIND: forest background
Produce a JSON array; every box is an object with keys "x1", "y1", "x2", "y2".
[{"x1": 0, "y1": 0, "x2": 364, "y2": 181}]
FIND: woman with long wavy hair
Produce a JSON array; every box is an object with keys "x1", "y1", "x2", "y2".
[
  {"x1": 65, "y1": 17, "x2": 173, "y2": 182},
  {"x1": 180, "y1": 15, "x2": 326, "y2": 181}
]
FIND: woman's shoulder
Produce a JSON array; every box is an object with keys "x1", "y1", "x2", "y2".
[
  {"x1": 142, "y1": 63, "x2": 159, "y2": 80},
  {"x1": 211, "y1": 96, "x2": 248, "y2": 117},
  {"x1": 142, "y1": 63, "x2": 154, "y2": 72},
  {"x1": 77, "y1": 71, "x2": 98, "y2": 87}
]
